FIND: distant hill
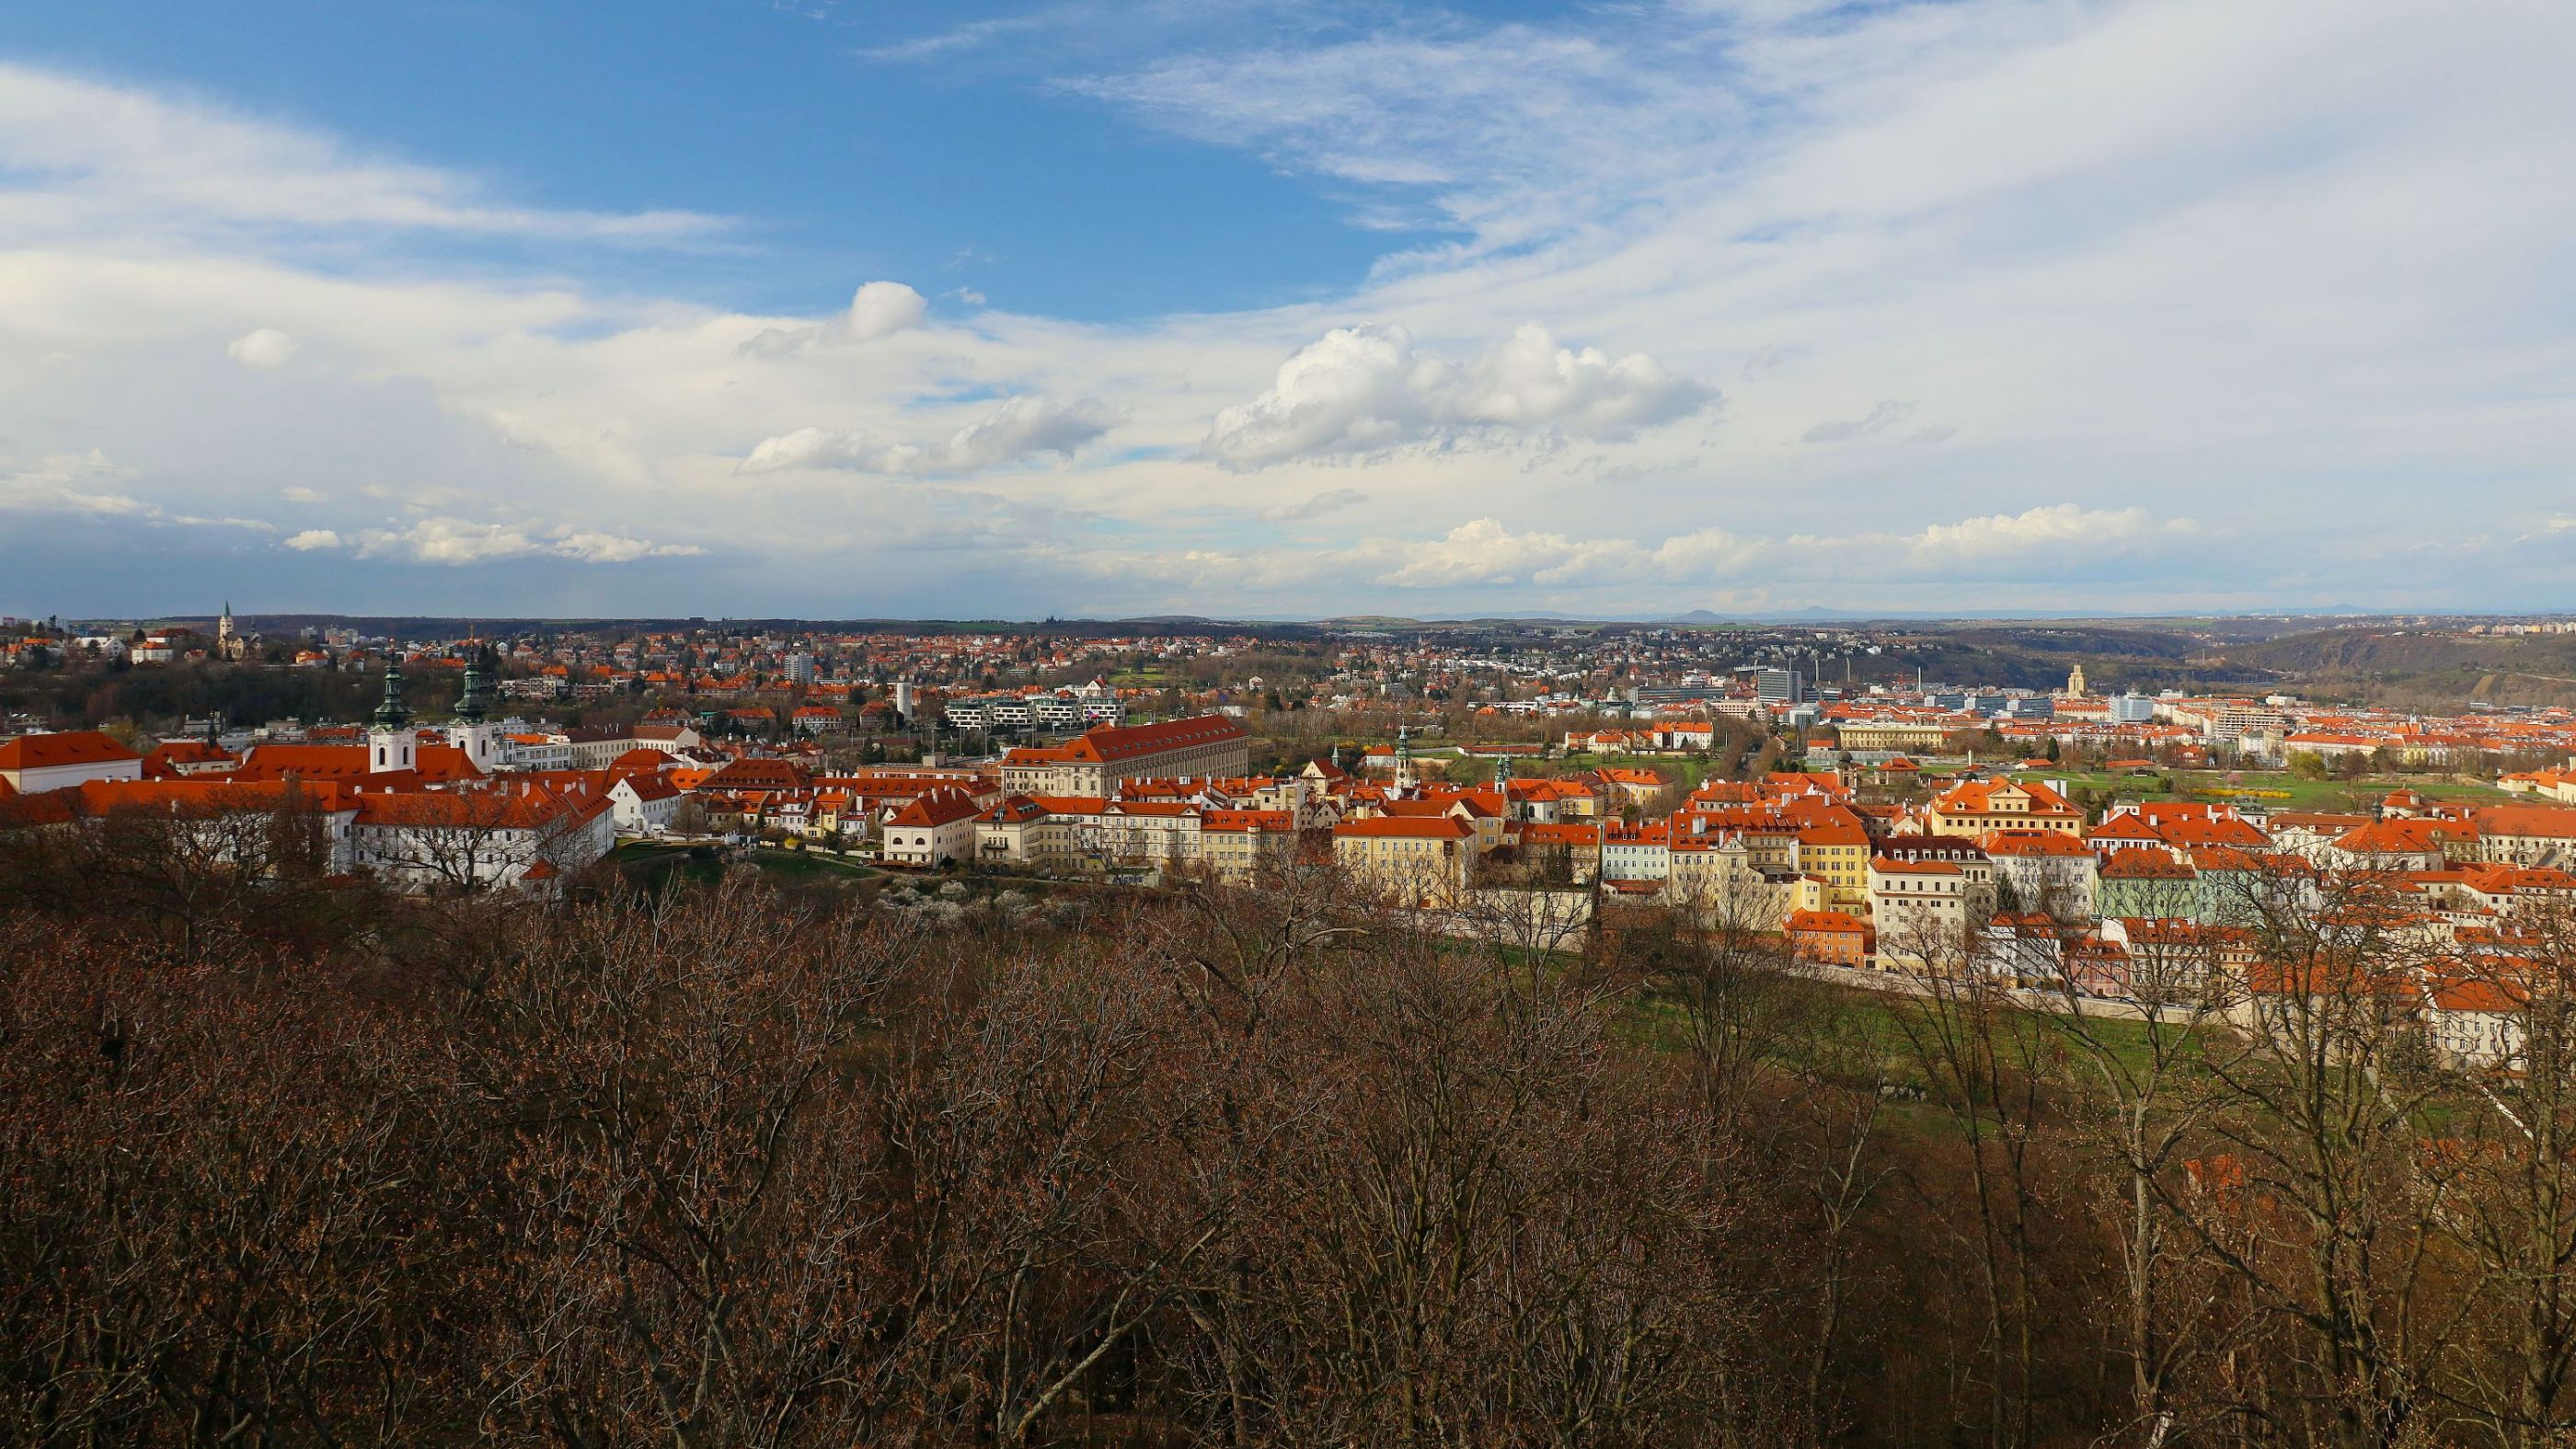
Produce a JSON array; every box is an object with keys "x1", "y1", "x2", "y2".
[{"x1": 2212, "y1": 628, "x2": 2576, "y2": 707}]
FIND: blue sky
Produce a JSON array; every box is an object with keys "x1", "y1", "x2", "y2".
[
  {"x1": 0, "y1": 0, "x2": 1447, "y2": 319},
  {"x1": 3, "y1": 0, "x2": 2573, "y2": 619}
]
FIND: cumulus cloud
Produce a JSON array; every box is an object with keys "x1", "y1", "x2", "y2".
[
  {"x1": 1801, "y1": 399, "x2": 1911, "y2": 443},
  {"x1": 1203, "y1": 323, "x2": 1716, "y2": 470},
  {"x1": 225, "y1": 327, "x2": 299, "y2": 368},
  {"x1": 1378, "y1": 518, "x2": 1602, "y2": 589},
  {"x1": 327, "y1": 517, "x2": 704, "y2": 566},
  {"x1": 1904, "y1": 505, "x2": 2197, "y2": 562},
  {"x1": 739, "y1": 281, "x2": 928, "y2": 356},
  {"x1": 1259, "y1": 487, "x2": 1370, "y2": 523},
  {"x1": 280, "y1": 486, "x2": 328, "y2": 503},
  {"x1": 843, "y1": 281, "x2": 927, "y2": 340},
  {"x1": 740, "y1": 395, "x2": 1119, "y2": 477}
]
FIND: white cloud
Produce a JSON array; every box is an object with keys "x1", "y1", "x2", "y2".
[
  {"x1": 739, "y1": 281, "x2": 927, "y2": 356},
  {"x1": 0, "y1": 449, "x2": 155, "y2": 518},
  {"x1": 351, "y1": 518, "x2": 539, "y2": 565},
  {"x1": 844, "y1": 281, "x2": 927, "y2": 341},
  {"x1": 1904, "y1": 505, "x2": 2197, "y2": 563},
  {"x1": 741, "y1": 395, "x2": 1120, "y2": 477},
  {"x1": 549, "y1": 530, "x2": 710, "y2": 564},
  {"x1": 280, "y1": 486, "x2": 328, "y2": 503},
  {"x1": 0, "y1": 448, "x2": 274, "y2": 531},
  {"x1": 1203, "y1": 323, "x2": 1716, "y2": 469},
  {"x1": 0, "y1": 63, "x2": 724, "y2": 245},
  {"x1": 1802, "y1": 399, "x2": 1910, "y2": 443},
  {"x1": 1260, "y1": 487, "x2": 1370, "y2": 523},
  {"x1": 1064, "y1": 24, "x2": 1712, "y2": 250},
  {"x1": 857, "y1": 15, "x2": 1054, "y2": 64},
  {"x1": 1379, "y1": 518, "x2": 1604, "y2": 589},
  {"x1": 336, "y1": 517, "x2": 704, "y2": 566},
  {"x1": 225, "y1": 327, "x2": 299, "y2": 368}
]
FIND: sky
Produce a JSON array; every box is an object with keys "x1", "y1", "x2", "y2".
[{"x1": 2, "y1": 0, "x2": 2572, "y2": 622}]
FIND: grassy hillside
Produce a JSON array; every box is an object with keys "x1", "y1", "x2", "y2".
[{"x1": 2210, "y1": 627, "x2": 2576, "y2": 707}]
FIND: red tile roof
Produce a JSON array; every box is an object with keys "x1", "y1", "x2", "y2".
[
  {"x1": 1335, "y1": 815, "x2": 1477, "y2": 841},
  {"x1": 888, "y1": 786, "x2": 982, "y2": 829},
  {"x1": 1006, "y1": 715, "x2": 1248, "y2": 765},
  {"x1": 0, "y1": 730, "x2": 142, "y2": 770}
]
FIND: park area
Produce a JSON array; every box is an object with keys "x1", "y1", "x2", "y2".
[{"x1": 1995, "y1": 763, "x2": 2520, "y2": 812}]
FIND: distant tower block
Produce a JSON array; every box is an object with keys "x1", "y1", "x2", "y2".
[
  {"x1": 2065, "y1": 662, "x2": 2088, "y2": 697},
  {"x1": 892, "y1": 680, "x2": 916, "y2": 724}
]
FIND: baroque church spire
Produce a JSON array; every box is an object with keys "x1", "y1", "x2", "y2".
[
  {"x1": 456, "y1": 645, "x2": 489, "y2": 724},
  {"x1": 373, "y1": 656, "x2": 410, "y2": 730}
]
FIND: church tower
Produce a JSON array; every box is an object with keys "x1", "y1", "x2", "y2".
[
  {"x1": 370, "y1": 657, "x2": 417, "y2": 775},
  {"x1": 447, "y1": 644, "x2": 504, "y2": 772},
  {"x1": 2065, "y1": 661, "x2": 2088, "y2": 697},
  {"x1": 216, "y1": 602, "x2": 245, "y2": 661},
  {"x1": 1395, "y1": 725, "x2": 1416, "y2": 792}
]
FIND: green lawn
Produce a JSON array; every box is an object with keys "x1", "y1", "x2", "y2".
[
  {"x1": 2001, "y1": 766, "x2": 2516, "y2": 814},
  {"x1": 1556, "y1": 753, "x2": 1716, "y2": 788},
  {"x1": 1622, "y1": 972, "x2": 2217, "y2": 1099}
]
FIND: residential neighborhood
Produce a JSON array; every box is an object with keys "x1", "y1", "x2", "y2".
[{"x1": 11, "y1": 609, "x2": 2576, "y2": 1071}]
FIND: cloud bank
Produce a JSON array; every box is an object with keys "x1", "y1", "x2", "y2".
[{"x1": 740, "y1": 395, "x2": 1121, "y2": 477}]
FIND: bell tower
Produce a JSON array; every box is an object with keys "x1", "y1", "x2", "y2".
[
  {"x1": 370, "y1": 656, "x2": 417, "y2": 775},
  {"x1": 447, "y1": 643, "x2": 503, "y2": 772}
]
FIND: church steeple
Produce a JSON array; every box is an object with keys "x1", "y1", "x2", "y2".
[
  {"x1": 369, "y1": 655, "x2": 418, "y2": 775},
  {"x1": 445, "y1": 641, "x2": 505, "y2": 772},
  {"x1": 373, "y1": 656, "x2": 410, "y2": 729},
  {"x1": 455, "y1": 645, "x2": 489, "y2": 724}
]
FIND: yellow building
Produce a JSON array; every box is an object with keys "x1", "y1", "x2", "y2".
[
  {"x1": 1201, "y1": 810, "x2": 1298, "y2": 880},
  {"x1": 1334, "y1": 814, "x2": 1481, "y2": 904},
  {"x1": 1793, "y1": 817, "x2": 1874, "y2": 908},
  {"x1": 1835, "y1": 719, "x2": 1958, "y2": 753},
  {"x1": 1925, "y1": 778, "x2": 2084, "y2": 837}
]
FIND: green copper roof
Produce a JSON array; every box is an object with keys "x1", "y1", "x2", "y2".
[
  {"x1": 455, "y1": 647, "x2": 489, "y2": 724},
  {"x1": 373, "y1": 658, "x2": 410, "y2": 729}
]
